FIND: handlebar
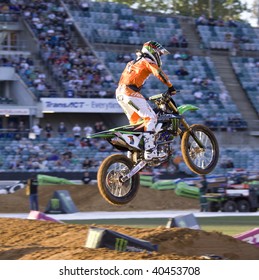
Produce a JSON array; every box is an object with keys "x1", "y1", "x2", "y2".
[{"x1": 149, "y1": 90, "x2": 180, "y2": 101}]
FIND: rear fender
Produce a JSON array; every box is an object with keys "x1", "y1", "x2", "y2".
[
  {"x1": 88, "y1": 122, "x2": 144, "y2": 139},
  {"x1": 87, "y1": 130, "x2": 115, "y2": 139}
]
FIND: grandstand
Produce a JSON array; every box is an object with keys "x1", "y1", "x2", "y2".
[{"x1": 0, "y1": 0, "x2": 258, "y2": 180}]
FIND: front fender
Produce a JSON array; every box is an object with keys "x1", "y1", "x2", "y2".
[{"x1": 177, "y1": 104, "x2": 199, "y2": 115}]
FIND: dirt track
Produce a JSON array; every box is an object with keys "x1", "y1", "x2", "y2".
[
  {"x1": 0, "y1": 183, "x2": 199, "y2": 213},
  {"x1": 0, "y1": 218, "x2": 259, "y2": 260},
  {"x1": 0, "y1": 184, "x2": 259, "y2": 260}
]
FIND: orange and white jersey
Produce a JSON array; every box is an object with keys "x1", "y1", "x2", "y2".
[
  {"x1": 116, "y1": 56, "x2": 172, "y2": 132},
  {"x1": 118, "y1": 56, "x2": 172, "y2": 90}
]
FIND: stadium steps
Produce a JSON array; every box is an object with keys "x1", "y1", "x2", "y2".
[
  {"x1": 211, "y1": 54, "x2": 259, "y2": 147},
  {"x1": 178, "y1": 17, "x2": 205, "y2": 54},
  {"x1": 211, "y1": 54, "x2": 258, "y2": 125}
]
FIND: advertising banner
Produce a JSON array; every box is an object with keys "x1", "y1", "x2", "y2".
[
  {"x1": 0, "y1": 181, "x2": 25, "y2": 194},
  {"x1": 0, "y1": 108, "x2": 30, "y2": 115},
  {"x1": 41, "y1": 98, "x2": 123, "y2": 113},
  {"x1": 235, "y1": 228, "x2": 259, "y2": 247},
  {"x1": 85, "y1": 226, "x2": 158, "y2": 252}
]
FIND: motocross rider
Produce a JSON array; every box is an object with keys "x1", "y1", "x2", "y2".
[{"x1": 115, "y1": 41, "x2": 176, "y2": 160}]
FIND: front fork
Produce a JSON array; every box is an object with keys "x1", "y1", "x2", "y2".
[
  {"x1": 181, "y1": 119, "x2": 205, "y2": 149},
  {"x1": 168, "y1": 98, "x2": 204, "y2": 149},
  {"x1": 120, "y1": 160, "x2": 146, "y2": 182}
]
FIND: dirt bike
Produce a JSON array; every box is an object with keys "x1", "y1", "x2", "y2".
[{"x1": 88, "y1": 91, "x2": 219, "y2": 205}]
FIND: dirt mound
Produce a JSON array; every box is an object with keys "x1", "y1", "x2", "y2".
[
  {"x1": 0, "y1": 184, "x2": 199, "y2": 213},
  {"x1": 1, "y1": 184, "x2": 258, "y2": 260},
  {"x1": 0, "y1": 218, "x2": 258, "y2": 260}
]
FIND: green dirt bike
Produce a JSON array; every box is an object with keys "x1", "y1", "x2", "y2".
[{"x1": 88, "y1": 91, "x2": 219, "y2": 205}]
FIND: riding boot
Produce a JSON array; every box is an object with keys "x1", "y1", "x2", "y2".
[{"x1": 144, "y1": 133, "x2": 166, "y2": 160}]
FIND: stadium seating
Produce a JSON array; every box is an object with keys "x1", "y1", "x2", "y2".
[
  {"x1": 68, "y1": 1, "x2": 182, "y2": 47},
  {"x1": 0, "y1": 54, "x2": 53, "y2": 100},
  {"x1": 97, "y1": 50, "x2": 247, "y2": 130},
  {"x1": 0, "y1": 136, "x2": 102, "y2": 173},
  {"x1": 21, "y1": 0, "x2": 116, "y2": 98},
  {"x1": 0, "y1": 135, "x2": 257, "y2": 175},
  {"x1": 197, "y1": 24, "x2": 259, "y2": 51},
  {"x1": 0, "y1": 0, "x2": 257, "y2": 176}
]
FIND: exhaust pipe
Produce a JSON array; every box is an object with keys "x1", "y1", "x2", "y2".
[{"x1": 110, "y1": 137, "x2": 129, "y2": 148}]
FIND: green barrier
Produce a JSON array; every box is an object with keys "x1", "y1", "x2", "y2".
[
  {"x1": 152, "y1": 180, "x2": 176, "y2": 190},
  {"x1": 140, "y1": 175, "x2": 153, "y2": 187},
  {"x1": 175, "y1": 182, "x2": 199, "y2": 199},
  {"x1": 37, "y1": 175, "x2": 78, "y2": 186},
  {"x1": 140, "y1": 175, "x2": 153, "y2": 182}
]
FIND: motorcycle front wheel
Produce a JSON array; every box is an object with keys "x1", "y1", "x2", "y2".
[
  {"x1": 97, "y1": 154, "x2": 140, "y2": 205},
  {"x1": 181, "y1": 124, "x2": 219, "y2": 175}
]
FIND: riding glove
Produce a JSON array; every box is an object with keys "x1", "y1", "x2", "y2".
[{"x1": 167, "y1": 85, "x2": 177, "y2": 95}]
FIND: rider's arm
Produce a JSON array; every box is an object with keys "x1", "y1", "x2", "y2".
[{"x1": 146, "y1": 60, "x2": 172, "y2": 87}]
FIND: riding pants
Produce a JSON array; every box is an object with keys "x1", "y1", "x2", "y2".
[{"x1": 115, "y1": 85, "x2": 157, "y2": 132}]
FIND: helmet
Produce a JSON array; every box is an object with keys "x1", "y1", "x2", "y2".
[{"x1": 141, "y1": 41, "x2": 169, "y2": 67}]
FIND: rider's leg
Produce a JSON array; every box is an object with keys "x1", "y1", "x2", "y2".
[{"x1": 116, "y1": 89, "x2": 165, "y2": 160}]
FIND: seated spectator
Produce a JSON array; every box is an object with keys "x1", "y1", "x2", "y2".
[
  {"x1": 46, "y1": 149, "x2": 59, "y2": 161},
  {"x1": 98, "y1": 139, "x2": 110, "y2": 152},
  {"x1": 227, "y1": 18, "x2": 238, "y2": 27},
  {"x1": 224, "y1": 32, "x2": 232, "y2": 42},
  {"x1": 192, "y1": 76, "x2": 202, "y2": 85},
  {"x1": 169, "y1": 36, "x2": 179, "y2": 48},
  {"x1": 82, "y1": 157, "x2": 93, "y2": 169},
  {"x1": 62, "y1": 150, "x2": 73, "y2": 159},
  {"x1": 239, "y1": 35, "x2": 250, "y2": 44},
  {"x1": 200, "y1": 77, "x2": 212, "y2": 88},
  {"x1": 121, "y1": 53, "x2": 132, "y2": 63},
  {"x1": 228, "y1": 115, "x2": 242, "y2": 131},
  {"x1": 117, "y1": 54, "x2": 125, "y2": 62},
  {"x1": 80, "y1": 137, "x2": 90, "y2": 147},
  {"x1": 216, "y1": 16, "x2": 225, "y2": 27},
  {"x1": 179, "y1": 35, "x2": 188, "y2": 48},
  {"x1": 98, "y1": 90, "x2": 107, "y2": 98},
  {"x1": 205, "y1": 115, "x2": 218, "y2": 129},
  {"x1": 196, "y1": 14, "x2": 208, "y2": 25},
  {"x1": 65, "y1": 134, "x2": 75, "y2": 146},
  {"x1": 208, "y1": 17, "x2": 216, "y2": 26},
  {"x1": 207, "y1": 91, "x2": 218, "y2": 100},
  {"x1": 219, "y1": 91, "x2": 229, "y2": 103},
  {"x1": 180, "y1": 52, "x2": 191, "y2": 60},
  {"x1": 193, "y1": 89, "x2": 203, "y2": 99},
  {"x1": 80, "y1": 1, "x2": 89, "y2": 11},
  {"x1": 175, "y1": 67, "x2": 189, "y2": 76},
  {"x1": 173, "y1": 51, "x2": 182, "y2": 60}
]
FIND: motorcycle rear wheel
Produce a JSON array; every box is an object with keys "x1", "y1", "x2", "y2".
[
  {"x1": 181, "y1": 124, "x2": 219, "y2": 175},
  {"x1": 97, "y1": 154, "x2": 140, "y2": 205}
]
